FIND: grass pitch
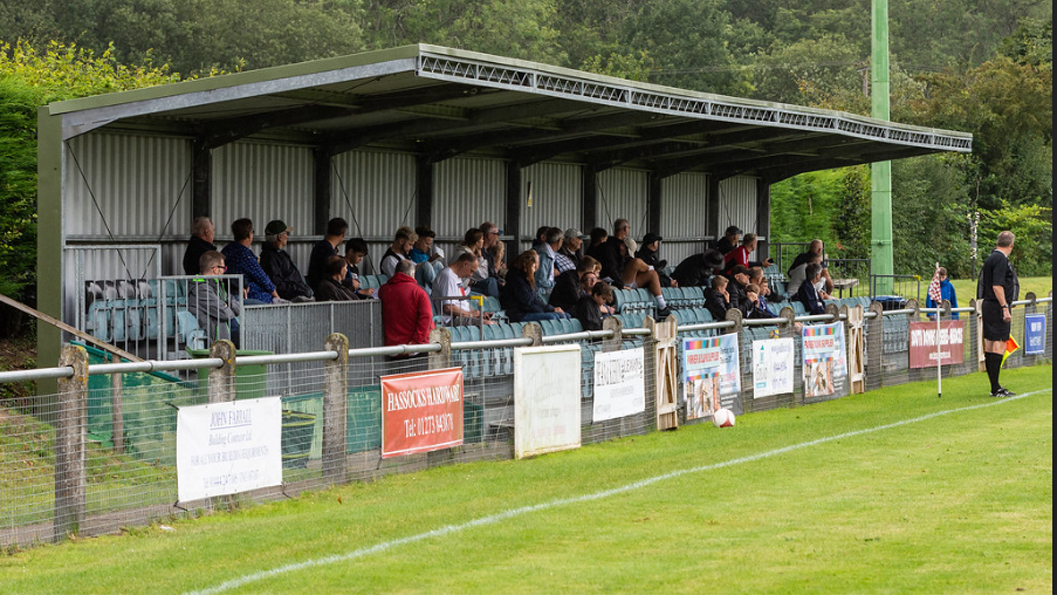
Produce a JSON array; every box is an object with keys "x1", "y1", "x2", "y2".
[{"x1": 2, "y1": 365, "x2": 1051, "y2": 595}]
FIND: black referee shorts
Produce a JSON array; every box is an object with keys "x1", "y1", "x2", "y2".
[{"x1": 981, "y1": 300, "x2": 1010, "y2": 342}]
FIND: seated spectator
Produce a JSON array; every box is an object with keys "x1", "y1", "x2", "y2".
[
  {"x1": 305, "y1": 217, "x2": 348, "y2": 294},
  {"x1": 723, "y1": 233, "x2": 774, "y2": 275},
  {"x1": 478, "y1": 222, "x2": 506, "y2": 289},
  {"x1": 378, "y1": 259, "x2": 434, "y2": 349},
  {"x1": 671, "y1": 249, "x2": 725, "y2": 288},
  {"x1": 259, "y1": 219, "x2": 313, "y2": 302},
  {"x1": 614, "y1": 230, "x2": 670, "y2": 318},
  {"x1": 183, "y1": 216, "x2": 217, "y2": 276},
  {"x1": 786, "y1": 252, "x2": 830, "y2": 299},
  {"x1": 704, "y1": 275, "x2": 732, "y2": 321},
  {"x1": 749, "y1": 266, "x2": 787, "y2": 303},
  {"x1": 573, "y1": 282, "x2": 615, "y2": 331},
  {"x1": 636, "y1": 232, "x2": 675, "y2": 287},
  {"x1": 342, "y1": 238, "x2": 374, "y2": 299},
  {"x1": 586, "y1": 227, "x2": 609, "y2": 255},
  {"x1": 531, "y1": 225, "x2": 549, "y2": 249},
  {"x1": 380, "y1": 226, "x2": 418, "y2": 278},
  {"x1": 459, "y1": 228, "x2": 499, "y2": 297},
  {"x1": 588, "y1": 220, "x2": 628, "y2": 286},
  {"x1": 925, "y1": 266, "x2": 959, "y2": 320},
  {"x1": 316, "y1": 255, "x2": 358, "y2": 301},
  {"x1": 787, "y1": 239, "x2": 834, "y2": 294},
  {"x1": 500, "y1": 250, "x2": 569, "y2": 323},
  {"x1": 221, "y1": 218, "x2": 281, "y2": 304},
  {"x1": 745, "y1": 283, "x2": 772, "y2": 319},
  {"x1": 793, "y1": 263, "x2": 827, "y2": 315},
  {"x1": 433, "y1": 253, "x2": 493, "y2": 325},
  {"x1": 555, "y1": 228, "x2": 583, "y2": 274},
  {"x1": 408, "y1": 226, "x2": 442, "y2": 266},
  {"x1": 726, "y1": 264, "x2": 754, "y2": 316},
  {"x1": 715, "y1": 225, "x2": 742, "y2": 255},
  {"x1": 187, "y1": 251, "x2": 241, "y2": 346},
  {"x1": 533, "y1": 227, "x2": 563, "y2": 300},
  {"x1": 549, "y1": 256, "x2": 601, "y2": 312}
]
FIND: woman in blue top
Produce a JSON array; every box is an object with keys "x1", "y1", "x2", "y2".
[{"x1": 500, "y1": 251, "x2": 569, "y2": 322}]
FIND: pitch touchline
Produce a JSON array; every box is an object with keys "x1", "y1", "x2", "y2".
[{"x1": 186, "y1": 389, "x2": 1049, "y2": 595}]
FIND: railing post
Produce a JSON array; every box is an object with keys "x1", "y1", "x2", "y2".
[
  {"x1": 521, "y1": 322, "x2": 543, "y2": 347},
  {"x1": 724, "y1": 308, "x2": 746, "y2": 412},
  {"x1": 208, "y1": 340, "x2": 238, "y2": 403},
  {"x1": 110, "y1": 353, "x2": 124, "y2": 455},
  {"x1": 779, "y1": 306, "x2": 796, "y2": 340},
  {"x1": 54, "y1": 344, "x2": 88, "y2": 543},
  {"x1": 428, "y1": 327, "x2": 452, "y2": 369},
  {"x1": 602, "y1": 316, "x2": 623, "y2": 352},
  {"x1": 322, "y1": 333, "x2": 349, "y2": 484},
  {"x1": 866, "y1": 301, "x2": 884, "y2": 390}
]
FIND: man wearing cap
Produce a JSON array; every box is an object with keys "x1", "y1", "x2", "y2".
[
  {"x1": 259, "y1": 220, "x2": 313, "y2": 302},
  {"x1": 672, "y1": 249, "x2": 725, "y2": 288},
  {"x1": 306, "y1": 218, "x2": 349, "y2": 294},
  {"x1": 715, "y1": 225, "x2": 742, "y2": 255},
  {"x1": 555, "y1": 228, "x2": 583, "y2": 274}
]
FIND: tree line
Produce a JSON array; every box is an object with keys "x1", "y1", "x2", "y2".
[{"x1": 0, "y1": 1, "x2": 1051, "y2": 332}]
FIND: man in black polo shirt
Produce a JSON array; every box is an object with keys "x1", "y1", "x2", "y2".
[{"x1": 977, "y1": 230, "x2": 1019, "y2": 397}]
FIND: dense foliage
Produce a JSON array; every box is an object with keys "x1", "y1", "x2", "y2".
[{"x1": 0, "y1": 1, "x2": 1050, "y2": 326}]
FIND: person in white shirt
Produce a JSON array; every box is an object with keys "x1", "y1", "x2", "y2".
[{"x1": 432, "y1": 253, "x2": 492, "y2": 325}]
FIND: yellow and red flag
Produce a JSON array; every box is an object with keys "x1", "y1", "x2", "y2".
[{"x1": 1001, "y1": 335, "x2": 1020, "y2": 367}]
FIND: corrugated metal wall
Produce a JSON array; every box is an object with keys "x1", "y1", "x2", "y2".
[
  {"x1": 331, "y1": 150, "x2": 417, "y2": 269},
  {"x1": 212, "y1": 141, "x2": 315, "y2": 241},
  {"x1": 65, "y1": 132, "x2": 193, "y2": 238},
  {"x1": 433, "y1": 157, "x2": 506, "y2": 258},
  {"x1": 596, "y1": 168, "x2": 648, "y2": 235},
  {"x1": 718, "y1": 176, "x2": 759, "y2": 236},
  {"x1": 661, "y1": 172, "x2": 710, "y2": 266},
  {"x1": 520, "y1": 162, "x2": 582, "y2": 251}
]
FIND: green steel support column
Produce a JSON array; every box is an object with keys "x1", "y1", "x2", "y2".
[
  {"x1": 871, "y1": 0, "x2": 894, "y2": 293},
  {"x1": 36, "y1": 106, "x2": 64, "y2": 405}
]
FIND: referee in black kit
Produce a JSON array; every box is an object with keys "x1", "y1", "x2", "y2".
[{"x1": 978, "y1": 230, "x2": 1020, "y2": 397}]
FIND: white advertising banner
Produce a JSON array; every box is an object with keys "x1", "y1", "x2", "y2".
[
  {"x1": 592, "y1": 347, "x2": 645, "y2": 422},
  {"x1": 514, "y1": 344, "x2": 582, "y2": 459},
  {"x1": 752, "y1": 338, "x2": 795, "y2": 398},
  {"x1": 177, "y1": 397, "x2": 283, "y2": 502}
]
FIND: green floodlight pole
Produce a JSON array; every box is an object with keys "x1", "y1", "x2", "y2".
[{"x1": 871, "y1": 0, "x2": 894, "y2": 294}]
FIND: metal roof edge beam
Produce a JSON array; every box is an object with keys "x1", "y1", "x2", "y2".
[
  {"x1": 200, "y1": 105, "x2": 357, "y2": 150},
  {"x1": 60, "y1": 58, "x2": 417, "y2": 141}
]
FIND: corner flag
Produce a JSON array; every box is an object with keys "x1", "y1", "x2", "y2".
[
  {"x1": 1001, "y1": 335, "x2": 1020, "y2": 367},
  {"x1": 927, "y1": 262, "x2": 943, "y2": 306}
]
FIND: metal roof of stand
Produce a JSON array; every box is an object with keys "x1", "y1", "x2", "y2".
[{"x1": 46, "y1": 44, "x2": 971, "y2": 183}]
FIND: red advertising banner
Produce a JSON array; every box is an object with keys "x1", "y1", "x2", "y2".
[
  {"x1": 381, "y1": 368, "x2": 464, "y2": 458},
  {"x1": 909, "y1": 320, "x2": 965, "y2": 368}
]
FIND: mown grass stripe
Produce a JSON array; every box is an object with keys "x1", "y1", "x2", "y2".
[{"x1": 185, "y1": 388, "x2": 1050, "y2": 595}]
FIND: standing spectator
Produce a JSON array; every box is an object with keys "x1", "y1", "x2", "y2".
[
  {"x1": 793, "y1": 263, "x2": 826, "y2": 315},
  {"x1": 433, "y1": 253, "x2": 492, "y2": 325},
  {"x1": 715, "y1": 225, "x2": 742, "y2": 255},
  {"x1": 459, "y1": 228, "x2": 499, "y2": 297},
  {"x1": 925, "y1": 266, "x2": 959, "y2": 320},
  {"x1": 316, "y1": 255, "x2": 358, "y2": 301},
  {"x1": 500, "y1": 250, "x2": 568, "y2": 323},
  {"x1": 187, "y1": 251, "x2": 241, "y2": 346},
  {"x1": 380, "y1": 226, "x2": 417, "y2": 278},
  {"x1": 555, "y1": 228, "x2": 583, "y2": 274},
  {"x1": 221, "y1": 218, "x2": 281, "y2": 304},
  {"x1": 533, "y1": 227, "x2": 563, "y2": 299},
  {"x1": 259, "y1": 219, "x2": 313, "y2": 302},
  {"x1": 573, "y1": 282, "x2": 615, "y2": 331},
  {"x1": 978, "y1": 231, "x2": 1019, "y2": 397},
  {"x1": 342, "y1": 237, "x2": 374, "y2": 299},
  {"x1": 378, "y1": 259, "x2": 434, "y2": 348},
  {"x1": 182, "y1": 216, "x2": 217, "y2": 275},
  {"x1": 305, "y1": 217, "x2": 348, "y2": 294},
  {"x1": 476, "y1": 221, "x2": 506, "y2": 292},
  {"x1": 671, "y1": 249, "x2": 725, "y2": 288}
]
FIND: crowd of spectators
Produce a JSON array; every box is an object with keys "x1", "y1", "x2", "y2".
[{"x1": 183, "y1": 215, "x2": 826, "y2": 349}]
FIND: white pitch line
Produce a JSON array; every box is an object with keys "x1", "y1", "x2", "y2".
[{"x1": 185, "y1": 388, "x2": 1050, "y2": 595}]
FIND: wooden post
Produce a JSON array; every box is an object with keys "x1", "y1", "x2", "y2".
[
  {"x1": 208, "y1": 340, "x2": 237, "y2": 403},
  {"x1": 646, "y1": 314, "x2": 679, "y2": 431},
  {"x1": 54, "y1": 344, "x2": 88, "y2": 542},
  {"x1": 520, "y1": 322, "x2": 543, "y2": 347},
  {"x1": 110, "y1": 355, "x2": 124, "y2": 454},
  {"x1": 724, "y1": 308, "x2": 744, "y2": 413},
  {"x1": 846, "y1": 305, "x2": 866, "y2": 394},
  {"x1": 322, "y1": 333, "x2": 349, "y2": 484},
  {"x1": 428, "y1": 327, "x2": 452, "y2": 370},
  {"x1": 866, "y1": 301, "x2": 885, "y2": 390},
  {"x1": 602, "y1": 316, "x2": 623, "y2": 353}
]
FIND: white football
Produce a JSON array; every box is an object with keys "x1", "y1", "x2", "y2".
[{"x1": 712, "y1": 408, "x2": 735, "y2": 428}]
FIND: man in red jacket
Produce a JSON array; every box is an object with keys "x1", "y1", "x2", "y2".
[{"x1": 378, "y1": 259, "x2": 435, "y2": 352}]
